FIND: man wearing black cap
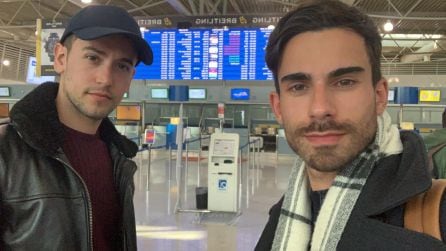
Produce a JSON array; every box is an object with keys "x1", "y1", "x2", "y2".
[{"x1": 0, "y1": 5, "x2": 152, "y2": 250}]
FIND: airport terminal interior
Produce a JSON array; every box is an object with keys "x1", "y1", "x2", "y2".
[{"x1": 0, "y1": 0, "x2": 446, "y2": 250}]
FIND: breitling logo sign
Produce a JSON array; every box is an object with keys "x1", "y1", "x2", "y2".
[
  {"x1": 136, "y1": 15, "x2": 283, "y2": 28},
  {"x1": 35, "y1": 19, "x2": 67, "y2": 76}
]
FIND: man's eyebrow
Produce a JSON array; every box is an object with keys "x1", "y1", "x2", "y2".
[
  {"x1": 328, "y1": 66, "x2": 365, "y2": 78},
  {"x1": 82, "y1": 46, "x2": 105, "y2": 55},
  {"x1": 280, "y1": 72, "x2": 311, "y2": 83},
  {"x1": 82, "y1": 46, "x2": 135, "y2": 66}
]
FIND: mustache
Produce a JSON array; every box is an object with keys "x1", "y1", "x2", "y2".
[{"x1": 296, "y1": 119, "x2": 355, "y2": 134}]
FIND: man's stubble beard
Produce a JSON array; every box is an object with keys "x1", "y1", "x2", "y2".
[
  {"x1": 284, "y1": 117, "x2": 377, "y2": 173},
  {"x1": 62, "y1": 75, "x2": 114, "y2": 121}
]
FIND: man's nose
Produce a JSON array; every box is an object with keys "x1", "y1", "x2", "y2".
[
  {"x1": 308, "y1": 84, "x2": 335, "y2": 120},
  {"x1": 95, "y1": 64, "x2": 113, "y2": 86}
]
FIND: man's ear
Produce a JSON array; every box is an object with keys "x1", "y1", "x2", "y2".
[
  {"x1": 270, "y1": 91, "x2": 283, "y2": 125},
  {"x1": 375, "y1": 78, "x2": 389, "y2": 115},
  {"x1": 53, "y1": 43, "x2": 67, "y2": 74}
]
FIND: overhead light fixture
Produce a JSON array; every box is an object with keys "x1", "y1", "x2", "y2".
[
  {"x1": 81, "y1": 0, "x2": 92, "y2": 3},
  {"x1": 267, "y1": 25, "x2": 275, "y2": 30},
  {"x1": 2, "y1": 59, "x2": 11, "y2": 66},
  {"x1": 383, "y1": 20, "x2": 393, "y2": 32}
]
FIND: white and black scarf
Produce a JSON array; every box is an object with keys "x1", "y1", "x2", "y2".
[{"x1": 272, "y1": 111, "x2": 403, "y2": 250}]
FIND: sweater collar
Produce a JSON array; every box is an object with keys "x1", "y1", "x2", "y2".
[{"x1": 9, "y1": 82, "x2": 138, "y2": 158}]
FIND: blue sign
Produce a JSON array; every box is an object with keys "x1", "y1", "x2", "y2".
[
  {"x1": 218, "y1": 179, "x2": 227, "y2": 191},
  {"x1": 230, "y1": 88, "x2": 250, "y2": 100}
]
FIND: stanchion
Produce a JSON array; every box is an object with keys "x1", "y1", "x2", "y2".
[
  {"x1": 238, "y1": 147, "x2": 242, "y2": 212},
  {"x1": 184, "y1": 142, "x2": 188, "y2": 204},
  {"x1": 197, "y1": 146, "x2": 201, "y2": 187},
  {"x1": 256, "y1": 140, "x2": 260, "y2": 188},
  {"x1": 147, "y1": 144, "x2": 152, "y2": 191}
]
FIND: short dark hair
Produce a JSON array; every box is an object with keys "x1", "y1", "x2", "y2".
[
  {"x1": 266, "y1": 0, "x2": 382, "y2": 93},
  {"x1": 61, "y1": 34, "x2": 76, "y2": 52}
]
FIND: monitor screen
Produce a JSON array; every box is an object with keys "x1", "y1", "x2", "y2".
[
  {"x1": 231, "y1": 88, "x2": 250, "y2": 100},
  {"x1": 134, "y1": 27, "x2": 274, "y2": 80},
  {"x1": 0, "y1": 87, "x2": 10, "y2": 97},
  {"x1": 26, "y1": 56, "x2": 56, "y2": 84},
  {"x1": 388, "y1": 89, "x2": 395, "y2": 101},
  {"x1": 151, "y1": 88, "x2": 168, "y2": 99},
  {"x1": 189, "y1": 88, "x2": 207, "y2": 99},
  {"x1": 0, "y1": 103, "x2": 9, "y2": 117},
  {"x1": 213, "y1": 139, "x2": 235, "y2": 155},
  {"x1": 116, "y1": 105, "x2": 141, "y2": 121},
  {"x1": 419, "y1": 90, "x2": 441, "y2": 102}
]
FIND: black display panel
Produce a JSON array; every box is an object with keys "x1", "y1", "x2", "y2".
[{"x1": 134, "y1": 27, "x2": 274, "y2": 80}]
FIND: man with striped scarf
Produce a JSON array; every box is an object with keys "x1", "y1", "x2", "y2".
[{"x1": 255, "y1": 0, "x2": 446, "y2": 250}]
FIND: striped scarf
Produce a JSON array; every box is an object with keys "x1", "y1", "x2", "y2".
[{"x1": 271, "y1": 111, "x2": 403, "y2": 250}]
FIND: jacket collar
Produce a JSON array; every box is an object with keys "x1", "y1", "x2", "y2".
[
  {"x1": 9, "y1": 82, "x2": 138, "y2": 158},
  {"x1": 361, "y1": 130, "x2": 431, "y2": 216}
]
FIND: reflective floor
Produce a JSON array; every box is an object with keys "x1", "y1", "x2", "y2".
[{"x1": 132, "y1": 149, "x2": 294, "y2": 251}]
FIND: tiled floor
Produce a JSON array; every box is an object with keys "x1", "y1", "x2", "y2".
[{"x1": 132, "y1": 149, "x2": 295, "y2": 251}]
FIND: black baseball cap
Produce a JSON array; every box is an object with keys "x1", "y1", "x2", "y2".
[{"x1": 60, "y1": 5, "x2": 153, "y2": 65}]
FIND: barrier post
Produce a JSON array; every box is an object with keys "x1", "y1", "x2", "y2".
[{"x1": 147, "y1": 145, "x2": 152, "y2": 191}]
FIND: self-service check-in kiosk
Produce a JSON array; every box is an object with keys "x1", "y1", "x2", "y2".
[{"x1": 208, "y1": 132, "x2": 239, "y2": 212}]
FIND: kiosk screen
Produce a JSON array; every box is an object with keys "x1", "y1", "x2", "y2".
[{"x1": 213, "y1": 139, "x2": 234, "y2": 156}]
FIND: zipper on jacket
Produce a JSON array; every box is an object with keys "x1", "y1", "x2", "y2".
[
  {"x1": 114, "y1": 155, "x2": 137, "y2": 251},
  {"x1": 11, "y1": 120, "x2": 95, "y2": 249},
  {"x1": 55, "y1": 156, "x2": 94, "y2": 251}
]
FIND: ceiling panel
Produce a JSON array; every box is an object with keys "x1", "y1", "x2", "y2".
[{"x1": 0, "y1": 0, "x2": 444, "y2": 63}]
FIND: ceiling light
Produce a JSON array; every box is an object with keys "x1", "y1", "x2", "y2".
[
  {"x1": 2, "y1": 59, "x2": 10, "y2": 66},
  {"x1": 383, "y1": 20, "x2": 393, "y2": 32},
  {"x1": 81, "y1": 0, "x2": 92, "y2": 3},
  {"x1": 267, "y1": 25, "x2": 275, "y2": 30}
]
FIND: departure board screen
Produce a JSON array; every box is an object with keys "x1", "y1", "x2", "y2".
[{"x1": 134, "y1": 27, "x2": 273, "y2": 80}]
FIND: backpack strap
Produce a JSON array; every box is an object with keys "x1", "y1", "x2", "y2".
[
  {"x1": 404, "y1": 179, "x2": 446, "y2": 241},
  {"x1": 428, "y1": 142, "x2": 446, "y2": 178}
]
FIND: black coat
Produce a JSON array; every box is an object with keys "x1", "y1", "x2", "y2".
[
  {"x1": 256, "y1": 131, "x2": 446, "y2": 250},
  {"x1": 0, "y1": 82, "x2": 139, "y2": 250}
]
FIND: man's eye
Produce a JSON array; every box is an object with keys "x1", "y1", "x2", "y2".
[
  {"x1": 335, "y1": 79, "x2": 356, "y2": 87},
  {"x1": 290, "y1": 83, "x2": 308, "y2": 92},
  {"x1": 117, "y1": 63, "x2": 131, "y2": 72},
  {"x1": 85, "y1": 55, "x2": 98, "y2": 62}
]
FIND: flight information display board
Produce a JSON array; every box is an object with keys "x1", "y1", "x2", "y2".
[{"x1": 134, "y1": 27, "x2": 273, "y2": 80}]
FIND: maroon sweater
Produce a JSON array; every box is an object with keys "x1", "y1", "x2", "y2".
[{"x1": 62, "y1": 124, "x2": 121, "y2": 250}]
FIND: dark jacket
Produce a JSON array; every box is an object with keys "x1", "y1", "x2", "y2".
[
  {"x1": 423, "y1": 128, "x2": 446, "y2": 178},
  {"x1": 0, "y1": 82, "x2": 139, "y2": 250},
  {"x1": 256, "y1": 131, "x2": 446, "y2": 250}
]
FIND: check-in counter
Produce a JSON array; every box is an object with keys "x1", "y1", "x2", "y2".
[
  {"x1": 115, "y1": 124, "x2": 141, "y2": 145},
  {"x1": 222, "y1": 128, "x2": 249, "y2": 149},
  {"x1": 152, "y1": 126, "x2": 167, "y2": 149},
  {"x1": 185, "y1": 126, "x2": 201, "y2": 151}
]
